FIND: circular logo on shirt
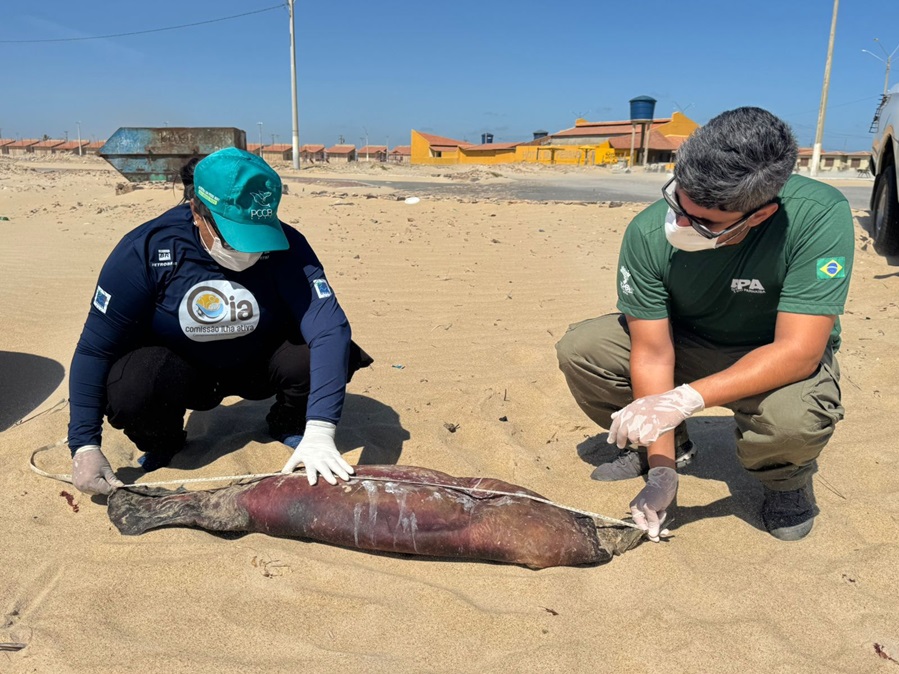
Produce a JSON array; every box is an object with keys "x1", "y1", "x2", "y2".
[{"x1": 179, "y1": 280, "x2": 260, "y2": 342}]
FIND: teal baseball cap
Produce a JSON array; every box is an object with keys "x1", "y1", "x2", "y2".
[{"x1": 194, "y1": 147, "x2": 289, "y2": 253}]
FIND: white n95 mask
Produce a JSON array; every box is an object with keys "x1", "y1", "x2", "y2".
[
  {"x1": 198, "y1": 221, "x2": 262, "y2": 272},
  {"x1": 663, "y1": 207, "x2": 720, "y2": 252}
]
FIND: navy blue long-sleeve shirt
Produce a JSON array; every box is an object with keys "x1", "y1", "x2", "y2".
[{"x1": 68, "y1": 203, "x2": 351, "y2": 452}]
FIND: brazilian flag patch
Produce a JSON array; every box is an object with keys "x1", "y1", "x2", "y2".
[{"x1": 816, "y1": 257, "x2": 846, "y2": 279}]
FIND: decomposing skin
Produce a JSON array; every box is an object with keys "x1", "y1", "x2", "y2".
[{"x1": 107, "y1": 465, "x2": 643, "y2": 569}]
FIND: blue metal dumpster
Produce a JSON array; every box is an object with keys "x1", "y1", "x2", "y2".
[{"x1": 99, "y1": 127, "x2": 247, "y2": 182}]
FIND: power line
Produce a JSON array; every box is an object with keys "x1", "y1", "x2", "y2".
[
  {"x1": 781, "y1": 94, "x2": 882, "y2": 119},
  {"x1": 0, "y1": 4, "x2": 283, "y2": 44}
]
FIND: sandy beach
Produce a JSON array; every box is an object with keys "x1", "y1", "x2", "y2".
[{"x1": 1, "y1": 153, "x2": 898, "y2": 673}]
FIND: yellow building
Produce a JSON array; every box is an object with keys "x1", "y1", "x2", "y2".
[{"x1": 410, "y1": 111, "x2": 699, "y2": 167}]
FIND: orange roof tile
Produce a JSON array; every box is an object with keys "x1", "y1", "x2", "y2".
[
  {"x1": 555, "y1": 119, "x2": 671, "y2": 138},
  {"x1": 357, "y1": 145, "x2": 387, "y2": 154},
  {"x1": 262, "y1": 144, "x2": 293, "y2": 152},
  {"x1": 301, "y1": 144, "x2": 325, "y2": 152},
  {"x1": 56, "y1": 140, "x2": 89, "y2": 151},
  {"x1": 390, "y1": 145, "x2": 411, "y2": 155},
  {"x1": 418, "y1": 132, "x2": 472, "y2": 148},
  {"x1": 0, "y1": 139, "x2": 15, "y2": 147},
  {"x1": 575, "y1": 117, "x2": 672, "y2": 128},
  {"x1": 9, "y1": 139, "x2": 40, "y2": 148},
  {"x1": 607, "y1": 129, "x2": 678, "y2": 151},
  {"x1": 33, "y1": 139, "x2": 65, "y2": 149},
  {"x1": 326, "y1": 144, "x2": 356, "y2": 154}
]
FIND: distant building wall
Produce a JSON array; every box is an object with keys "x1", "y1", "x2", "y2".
[{"x1": 410, "y1": 130, "x2": 463, "y2": 166}]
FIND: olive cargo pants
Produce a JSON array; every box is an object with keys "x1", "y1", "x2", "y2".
[{"x1": 555, "y1": 313, "x2": 844, "y2": 490}]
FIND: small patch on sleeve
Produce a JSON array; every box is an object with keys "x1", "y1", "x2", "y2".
[
  {"x1": 816, "y1": 257, "x2": 846, "y2": 279},
  {"x1": 93, "y1": 285, "x2": 111, "y2": 313},
  {"x1": 312, "y1": 278, "x2": 332, "y2": 299}
]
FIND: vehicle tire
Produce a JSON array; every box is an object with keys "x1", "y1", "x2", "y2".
[{"x1": 872, "y1": 163, "x2": 899, "y2": 256}]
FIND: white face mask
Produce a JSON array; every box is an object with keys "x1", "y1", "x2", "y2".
[
  {"x1": 663, "y1": 207, "x2": 721, "y2": 252},
  {"x1": 198, "y1": 220, "x2": 262, "y2": 272}
]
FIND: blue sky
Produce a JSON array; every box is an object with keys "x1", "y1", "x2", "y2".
[{"x1": 1, "y1": 0, "x2": 897, "y2": 151}]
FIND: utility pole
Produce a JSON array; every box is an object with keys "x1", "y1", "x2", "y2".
[
  {"x1": 257, "y1": 122, "x2": 264, "y2": 156},
  {"x1": 288, "y1": 0, "x2": 300, "y2": 170},
  {"x1": 862, "y1": 38, "x2": 899, "y2": 97},
  {"x1": 811, "y1": 0, "x2": 839, "y2": 178},
  {"x1": 77, "y1": 121, "x2": 82, "y2": 156},
  {"x1": 362, "y1": 127, "x2": 369, "y2": 160}
]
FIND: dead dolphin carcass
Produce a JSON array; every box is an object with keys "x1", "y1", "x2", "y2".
[{"x1": 107, "y1": 465, "x2": 643, "y2": 569}]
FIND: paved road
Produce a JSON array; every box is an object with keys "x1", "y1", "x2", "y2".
[{"x1": 307, "y1": 172, "x2": 874, "y2": 211}]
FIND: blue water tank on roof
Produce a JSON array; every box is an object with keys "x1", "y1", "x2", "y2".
[{"x1": 629, "y1": 96, "x2": 657, "y2": 122}]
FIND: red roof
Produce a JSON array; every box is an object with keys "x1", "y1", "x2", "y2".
[
  {"x1": 326, "y1": 144, "x2": 356, "y2": 155},
  {"x1": 390, "y1": 145, "x2": 411, "y2": 155},
  {"x1": 33, "y1": 139, "x2": 65, "y2": 149},
  {"x1": 357, "y1": 145, "x2": 387, "y2": 154},
  {"x1": 607, "y1": 129, "x2": 680, "y2": 151},
  {"x1": 263, "y1": 144, "x2": 292, "y2": 152},
  {"x1": 8, "y1": 139, "x2": 40, "y2": 148},
  {"x1": 575, "y1": 117, "x2": 671, "y2": 128},
  {"x1": 418, "y1": 132, "x2": 472, "y2": 149},
  {"x1": 247, "y1": 143, "x2": 263, "y2": 152},
  {"x1": 0, "y1": 139, "x2": 15, "y2": 147},
  {"x1": 554, "y1": 119, "x2": 672, "y2": 139},
  {"x1": 86, "y1": 141, "x2": 105, "y2": 149},
  {"x1": 796, "y1": 147, "x2": 869, "y2": 156},
  {"x1": 56, "y1": 140, "x2": 89, "y2": 151},
  {"x1": 301, "y1": 144, "x2": 325, "y2": 152}
]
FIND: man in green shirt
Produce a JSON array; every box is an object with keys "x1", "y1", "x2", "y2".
[{"x1": 556, "y1": 107, "x2": 853, "y2": 542}]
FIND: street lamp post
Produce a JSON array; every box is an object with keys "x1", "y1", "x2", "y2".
[
  {"x1": 77, "y1": 121, "x2": 82, "y2": 156},
  {"x1": 257, "y1": 122, "x2": 264, "y2": 156},
  {"x1": 810, "y1": 0, "x2": 839, "y2": 178},
  {"x1": 862, "y1": 38, "x2": 899, "y2": 96},
  {"x1": 288, "y1": 0, "x2": 300, "y2": 170}
]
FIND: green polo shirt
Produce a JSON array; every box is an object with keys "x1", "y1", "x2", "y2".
[{"x1": 616, "y1": 175, "x2": 854, "y2": 349}]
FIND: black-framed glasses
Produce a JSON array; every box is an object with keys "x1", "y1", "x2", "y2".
[{"x1": 662, "y1": 177, "x2": 766, "y2": 240}]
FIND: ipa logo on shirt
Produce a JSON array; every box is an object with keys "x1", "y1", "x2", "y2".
[{"x1": 178, "y1": 279, "x2": 260, "y2": 342}]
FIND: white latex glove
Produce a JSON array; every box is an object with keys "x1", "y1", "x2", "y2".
[
  {"x1": 607, "y1": 383, "x2": 704, "y2": 449},
  {"x1": 72, "y1": 445, "x2": 125, "y2": 496},
  {"x1": 630, "y1": 467, "x2": 678, "y2": 542},
  {"x1": 280, "y1": 420, "x2": 354, "y2": 486}
]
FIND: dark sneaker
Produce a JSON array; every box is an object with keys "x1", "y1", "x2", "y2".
[
  {"x1": 131, "y1": 429, "x2": 187, "y2": 473},
  {"x1": 138, "y1": 451, "x2": 176, "y2": 472},
  {"x1": 762, "y1": 482, "x2": 818, "y2": 541},
  {"x1": 591, "y1": 440, "x2": 696, "y2": 482}
]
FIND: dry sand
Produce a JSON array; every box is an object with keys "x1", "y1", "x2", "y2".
[{"x1": 1, "y1": 154, "x2": 898, "y2": 673}]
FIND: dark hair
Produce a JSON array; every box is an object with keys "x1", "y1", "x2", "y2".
[
  {"x1": 674, "y1": 107, "x2": 798, "y2": 212},
  {"x1": 179, "y1": 156, "x2": 201, "y2": 202},
  {"x1": 178, "y1": 156, "x2": 215, "y2": 221}
]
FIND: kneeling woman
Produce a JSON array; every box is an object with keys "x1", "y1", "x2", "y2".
[{"x1": 68, "y1": 147, "x2": 372, "y2": 495}]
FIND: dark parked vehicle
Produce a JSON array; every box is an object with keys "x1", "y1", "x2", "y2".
[{"x1": 870, "y1": 85, "x2": 899, "y2": 255}]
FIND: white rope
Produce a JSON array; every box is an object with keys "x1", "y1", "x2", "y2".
[{"x1": 29, "y1": 441, "x2": 639, "y2": 529}]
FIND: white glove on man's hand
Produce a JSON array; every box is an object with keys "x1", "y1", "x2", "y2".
[
  {"x1": 630, "y1": 467, "x2": 678, "y2": 542},
  {"x1": 607, "y1": 383, "x2": 704, "y2": 448},
  {"x1": 72, "y1": 445, "x2": 125, "y2": 496},
  {"x1": 280, "y1": 420, "x2": 354, "y2": 486}
]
